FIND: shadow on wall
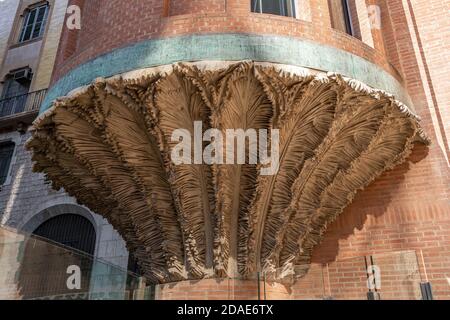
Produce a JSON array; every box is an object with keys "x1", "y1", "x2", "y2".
[{"x1": 311, "y1": 143, "x2": 430, "y2": 264}]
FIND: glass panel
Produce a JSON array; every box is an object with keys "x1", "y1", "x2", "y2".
[
  {"x1": 0, "y1": 225, "x2": 429, "y2": 300},
  {"x1": 251, "y1": 0, "x2": 294, "y2": 17},
  {"x1": 32, "y1": 22, "x2": 43, "y2": 39},
  {"x1": 18, "y1": 12, "x2": 30, "y2": 42},
  {"x1": 36, "y1": 6, "x2": 47, "y2": 23},
  {"x1": 0, "y1": 143, "x2": 15, "y2": 184},
  {"x1": 0, "y1": 227, "x2": 148, "y2": 300},
  {"x1": 257, "y1": 251, "x2": 423, "y2": 300},
  {"x1": 328, "y1": 0, "x2": 353, "y2": 35},
  {"x1": 21, "y1": 25, "x2": 33, "y2": 42},
  {"x1": 328, "y1": 251, "x2": 421, "y2": 300},
  {"x1": 1, "y1": 77, "x2": 30, "y2": 98},
  {"x1": 262, "y1": 0, "x2": 283, "y2": 15},
  {"x1": 19, "y1": 5, "x2": 48, "y2": 42},
  {"x1": 27, "y1": 8, "x2": 37, "y2": 27},
  {"x1": 39, "y1": 7, "x2": 49, "y2": 37},
  {"x1": 251, "y1": 0, "x2": 261, "y2": 13}
]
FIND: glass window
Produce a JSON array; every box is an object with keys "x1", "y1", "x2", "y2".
[
  {"x1": 19, "y1": 4, "x2": 49, "y2": 43},
  {"x1": 0, "y1": 71, "x2": 32, "y2": 116},
  {"x1": 0, "y1": 142, "x2": 15, "y2": 185},
  {"x1": 329, "y1": 0, "x2": 354, "y2": 36},
  {"x1": 251, "y1": 0, "x2": 296, "y2": 18},
  {"x1": 1, "y1": 74, "x2": 31, "y2": 99}
]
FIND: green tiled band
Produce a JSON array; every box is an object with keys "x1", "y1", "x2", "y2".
[{"x1": 41, "y1": 33, "x2": 411, "y2": 113}]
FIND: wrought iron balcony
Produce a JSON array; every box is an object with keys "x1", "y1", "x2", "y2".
[{"x1": 0, "y1": 89, "x2": 47, "y2": 119}]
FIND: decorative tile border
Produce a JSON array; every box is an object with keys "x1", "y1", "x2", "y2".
[{"x1": 41, "y1": 33, "x2": 412, "y2": 113}]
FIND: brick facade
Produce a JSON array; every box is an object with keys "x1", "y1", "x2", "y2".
[
  {"x1": 0, "y1": 0, "x2": 131, "y2": 299},
  {"x1": 5, "y1": 0, "x2": 448, "y2": 300},
  {"x1": 52, "y1": 0, "x2": 400, "y2": 84},
  {"x1": 311, "y1": 0, "x2": 450, "y2": 299}
]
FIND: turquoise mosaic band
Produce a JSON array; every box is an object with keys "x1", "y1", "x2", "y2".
[{"x1": 41, "y1": 33, "x2": 411, "y2": 114}]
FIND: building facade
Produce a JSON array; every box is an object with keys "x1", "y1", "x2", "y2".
[
  {"x1": 1, "y1": 0, "x2": 449, "y2": 300},
  {"x1": 0, "y1": 0, "x2": 131, "y2": 300}
]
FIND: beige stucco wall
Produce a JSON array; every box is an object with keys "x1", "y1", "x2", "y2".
[
  {"x1": 32, "y1": 0, "x2": 69, "y2": 91},
  {"x1": 0, "y1": 1, "x2": 20, "y2": 58},
  {"x1": 0, "y1": 0, "x2": 21, "y2": 91},
  {"x1": 0, "y1": 0, "x2": 68, "y2": 93},
  {"x1": 1, "y1": 41, "x2": 43, "y2": 82}
]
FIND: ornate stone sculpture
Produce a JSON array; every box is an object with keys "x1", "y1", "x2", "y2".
[{"x1": 27, "y1": 62, "x2": 429, "y2": 284}]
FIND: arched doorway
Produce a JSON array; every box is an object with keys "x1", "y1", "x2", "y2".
[
  {"x1": 18, "y1": 214, "x2": 96, "y2": 299},
  {"x1": 32, "y1": 214, "x2": 96, "y2": 254}
]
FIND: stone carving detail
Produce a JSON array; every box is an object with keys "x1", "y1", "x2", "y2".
[{"x1": 27, "y1": 62, "x2": 429, "y2": 283}]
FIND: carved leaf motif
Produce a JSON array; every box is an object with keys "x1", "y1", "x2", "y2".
[
  {"x1": 275, "y1": 88, "x2": 389, "y2": 274},
  {"x1": 212, "y1": 63, "x2": 273, "y2": 276},
  {"x1": 154, "y1": 70, "x2": 215, "y2": 277},
  {"x1": 246, "y1": 69, "x2": 338, "y2": 275},
  {"x1": 294, "y1": 115, "x2": 417, "y2": 275},
  {"x1": 27, "y1": 62, "x2": 428, "y2": 283}
]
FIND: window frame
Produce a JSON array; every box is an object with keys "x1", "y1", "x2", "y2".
[
  {"x1": 341, "y1": 0, "x2": 354, "y2": 36},
  {"x1": 18, "y1": 2, "x2": 50, "y2": 43},
  {"x1": 0, "y1": 140, "x2": 16, "y2": 187},
  {"x1": 251, "y1": 0, "x2": 297, "y2": 18},
  {"x1": 329, "y1": 0, "x2": 355, "y2": 37},
  {"x1": 1, "y1": 68, "x2": 33, "y2": 99}
]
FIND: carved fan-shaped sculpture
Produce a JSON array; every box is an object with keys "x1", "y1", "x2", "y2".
[{"x1": 28, "y1": 62, "x2": 429, "y2": 283}]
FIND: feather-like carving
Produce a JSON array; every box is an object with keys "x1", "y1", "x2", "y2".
[
  {"x1": 28, "y1": 117, "x2": 157, "y2": 281},
  {"x1": 275, "y1": 84, "x2": 389, "y2": 275},
  {"x1": 154, "y1": 69, "x2": 215, "y2": 277},
  {"x1": 294, "y1": 114, "x2": 417, "y2": 275},
  {"x1": 56, "y1": 98, "x2": 185, "y2": 282},
  {"x1": 211, "y1": 63, "x2": 273, "y2": 276},
  {"x1": 27, "y1": 62, "x2": 429, "y2": 283},
  {"x1": 246, "y1": 68, "x2": 338, "y2": 275}
]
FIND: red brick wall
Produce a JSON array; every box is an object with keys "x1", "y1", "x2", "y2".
[
  {"x1": 76, "y1": 0, "x2": 100, "y2": 52},
  {"x1": 306, "y1": 0, "x2": 450, "y2": 300},
  {"x1": 155, "y1": 252, "x2": 427, "y2": 300},
  {"x1": 310, "y1": 146, "x2": 449, "y2": 299},
  {"x1": 58, "y1": 0, "x2": 84, "y2": 61},
  {"x1": 49, "y1": 0, "x2": 449, "y2": 300},
  {"x1": 155, "y1": 279, "x2": 290, "y2": 300},
  {"x1": 51, "y1": 0, "x2": 398, "y2": 84},
  {"x1": 169, "y1": 0, "x2": 226, "y2": 16}
]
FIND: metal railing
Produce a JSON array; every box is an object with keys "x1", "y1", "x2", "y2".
[
  {"x1": 0, "y1": 225, "x2": 438, "y2": 300},
  {"x1": 0, "y1": 89, "x2": 47, "y2": 118}
]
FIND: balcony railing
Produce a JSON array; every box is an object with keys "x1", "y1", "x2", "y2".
[{"x1": 0, "y1": 89, "x2": 47, "y2": 118}]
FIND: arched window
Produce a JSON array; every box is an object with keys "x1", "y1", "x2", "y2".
[
  {"x1": 18, "y1": 2, "x2": 49, "y2": 43},
  {"x1": 32, "y1": 214, "x2": 96, "y2": 254},
  {"x1": 251, "y1": 0, "x2": 296, "y2": 18},
  {"x1": 18, "y1": 214, "x2": 96, "y2": 299}
]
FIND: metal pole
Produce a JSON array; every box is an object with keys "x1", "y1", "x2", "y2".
[
  {"x1": 418, "y1": 250, "x2": 433, "y2": 300},
  {"x1": 257, "y1": 272, "x2": 261, "y2": 301},
  {"x1": 370, "y1": 256, "x2": 378, "y2": 294},
  {"x1": 263, "y1": 272, "x2": 267, "y2": 300}
]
